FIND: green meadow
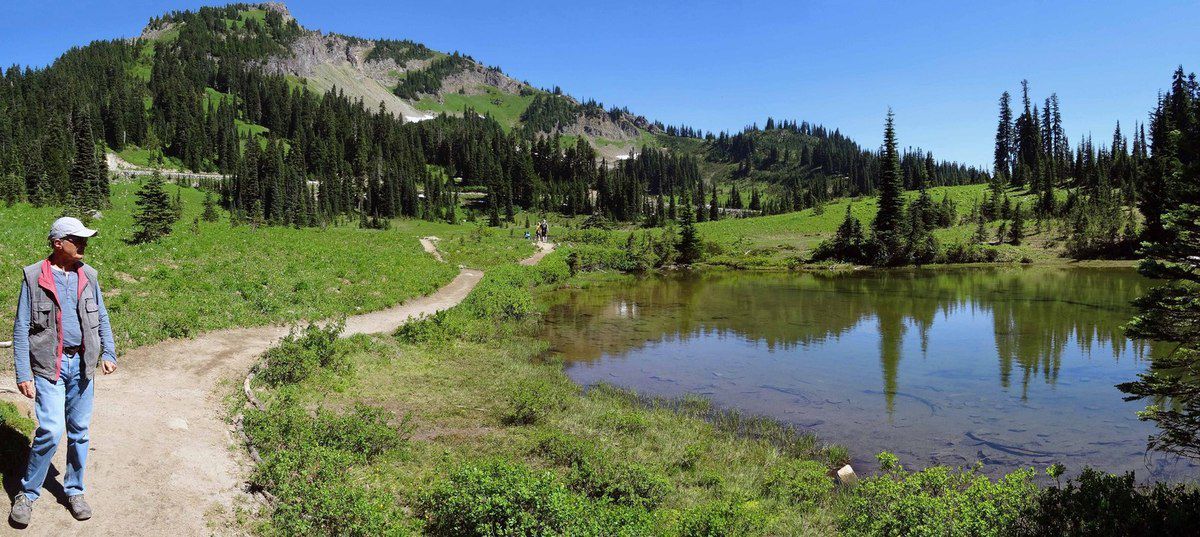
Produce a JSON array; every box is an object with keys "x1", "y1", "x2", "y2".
[{"x1": 0, "y1": 181, "x2": 532, "y2": 348}]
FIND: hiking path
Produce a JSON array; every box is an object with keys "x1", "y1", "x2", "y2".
[{"x1": 0, "y1": 241, "x2": 555, "y2": 535}]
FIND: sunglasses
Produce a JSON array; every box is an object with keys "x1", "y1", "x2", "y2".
[{"x1": 62, "y1": 236, "x2": 89, "y2": 246}]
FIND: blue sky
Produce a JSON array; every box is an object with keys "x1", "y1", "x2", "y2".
[{"x1": 4, "y1": 0, "x2": 1199, "y2": 167}]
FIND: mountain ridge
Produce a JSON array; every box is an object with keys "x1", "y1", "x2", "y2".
[{"x1": 136, "y1": 2, "x2": 660, "y2": 158}]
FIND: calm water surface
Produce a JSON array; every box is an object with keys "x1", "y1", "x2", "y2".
[{"x1": 539, "y1": 267, "x2": 1199, "y2": 480}]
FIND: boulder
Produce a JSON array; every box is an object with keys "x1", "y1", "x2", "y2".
[{"x1": 836, "y1": 464, "x2": 858, "y2": 486}]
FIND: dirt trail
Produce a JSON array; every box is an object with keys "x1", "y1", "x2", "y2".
[
  {"x1": 419, "y1": 236, "x2": 444, "y2": 263},
  {"x1": 520, "y1": 241, "x2": 556, "y2": 266},
  {"x1": 1, "y1": 241, "x2": 552, "y2": 535}
]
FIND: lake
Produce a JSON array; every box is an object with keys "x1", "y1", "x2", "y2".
[{"x1": 539, "y1": 267, "x2": 1199, "y2": 480}]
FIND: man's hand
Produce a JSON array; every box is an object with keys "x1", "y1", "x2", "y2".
[
  {"x1": 102, "y1": 360, "x2": 117, "y2": 375},
  {"x1": 17, "y1": 381, "x2": 34, "y2": 399}
]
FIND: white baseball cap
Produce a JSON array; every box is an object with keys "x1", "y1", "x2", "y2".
[{"x1": 49, "y1": 217, "x2": 98, "y2": 240}]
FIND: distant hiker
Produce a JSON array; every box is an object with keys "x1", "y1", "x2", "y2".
[
  {"x1": 524, "y1": 230, "x2": 531, "y2": 241},
  {"x1": 538, "y1": 219, "x2": 549, "y2": 242},
  {"x1": 9, "y1": 217, "x2": 117, "y2": 526}
]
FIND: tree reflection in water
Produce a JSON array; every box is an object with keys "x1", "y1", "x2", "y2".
[{"x1": 540, "y1": 267, "x2": 1190, "y2": 479}]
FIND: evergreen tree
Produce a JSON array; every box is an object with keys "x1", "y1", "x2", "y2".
[
  {"x1": 973, "y1": 207, "x2": 989, "y2": 244},
  {"x1": 906, "y1": 189, "x2": 938, "y2": 264},
  {"x1": 676, "y1": 198, "x2": 701, "y2": 264},
  {"x1": 1009, "y1": 201, "x2": 1025, "y2": 245},
  {"x1": 69, "y1": 109, "x2": 103, "y2": 212},
  {"x1": 172, "y1": 185, "x2": 184, "y2": 222},
  {"x1": 994, "y1": 91, "x2": 1014, "y2": 182},
  {"x1": 1118, "y1": 67, "x2": 1200, "y2": 457},
  {"x1": 201, "y1": 191, "x2": 219, "y2": 222},
  {"x1": 733, "y1": 183, "x2": 744, "y2": 209},
  {"x1": 1012, "y1": 80, "x2": 1043, "y2": 190},
  {"x1": 813, "y1": 204, "x2": 866, "y2": 262},
  {"x1": 131, "y1": 172, "x2": 177, "y2": 243},
  {"x1": 870, "y1": 110, "x2": 908, "y2": 264},
  {"x1": 1119, "y1": 203, "x2": 1200, "y2": 456}
]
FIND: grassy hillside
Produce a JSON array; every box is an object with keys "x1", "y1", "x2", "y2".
[
  {"x1": 0, "y1": 182, "x2": 533, "y2": 348},
  {"x1": 416, "y1": 85, "x2": 536, "y2": 129},
  {"x1": 699, "y1": 184, "x2": 1067, "y2": 267}
]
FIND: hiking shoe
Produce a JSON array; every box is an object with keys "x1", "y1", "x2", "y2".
[
  {"x1": 67, "y1": 494, "x2": 92, "y2": 521},
  {"x1": 9, "y1": 494, "x2": 32, "y2": 526}
]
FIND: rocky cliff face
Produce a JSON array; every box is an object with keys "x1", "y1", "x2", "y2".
[
  {"x1": 441, "y1": 64, "x2": 526, "y2": 96},
  {"x1": 563, "y1": 107, "x2": 655, "y2": 140}
]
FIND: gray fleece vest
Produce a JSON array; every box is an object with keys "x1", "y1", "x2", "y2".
[{"x1": 22, "y1": 262, "x2": 104, "y2": 381}]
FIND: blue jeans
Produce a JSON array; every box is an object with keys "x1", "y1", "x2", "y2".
[{"x1": 20, "y1": 351, "x2": 94, "y2": 501}]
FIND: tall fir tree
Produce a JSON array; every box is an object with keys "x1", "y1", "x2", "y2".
[
  {"x1": 870, "y1": 110, "x2": 908, "y2": 264},
  {"x1": 69, "y1": 109, "x2": 104, "y2": 213},
  {"x1": 1119, "y1": 66, "x2": 1200, "y2": 457},
  {"x1": 994, "y1": 91, "x2": 1014, "y2": 183}
]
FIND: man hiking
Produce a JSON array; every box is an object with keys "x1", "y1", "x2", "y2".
[{"x1": 9, "y1": 216, "x2": 117, "y2": 526}]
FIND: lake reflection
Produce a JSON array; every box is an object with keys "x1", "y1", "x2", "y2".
[{"x1": 539, "y1": 267, "x2": 1198, "y2": 480}]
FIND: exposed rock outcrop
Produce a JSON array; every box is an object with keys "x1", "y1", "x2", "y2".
[
  {"x1": 441, "y1": 64, "x2": 527, "y2": 96},
  {"x1": 263, "y1": 30, "x2": 433, "y2": 121}
]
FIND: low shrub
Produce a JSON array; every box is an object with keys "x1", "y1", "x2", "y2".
[
  {"x1": 558, "y1": 227, "x2": 614, "y2": 245},
  {"x1": 940, "y1": 242, "x2": 1001, "y2": 264},
  {"x1": 1013, "y1": 467, "x2": 1200, "y2": 536},
  {"x1": 245, "y1": 393, "x2": 412, "y2": 535},
  {"x1": 253, "y1": 446, "x2": 409, "y2": 536},
  {"x1": 567, "y1": 244, "x2": 642, "y2": 272},
  {"x1": 534, "y1": 430, "x2": 595, "y2": 467},
  {"x1": 762, "y1": 459, "x2": 833, "y2": 509},
  {"x1": 674, "y1": 442, "x2": 706, "y2": 471},
  {"x1": 677, "y1": 500, "x2": 766, "y2": 537},
  {"x1": 532, "y1": 251, "x2": 571, "y2": 285},
  {"x1": 0, "y1": 401, "x2": 34, "y2": 479},
  {"x1": 257, "y1": 321, "x2": 345, "y2": 386},
  {"x1": 397, "y1": 265, "x2": 539, "y2": 344},
  {"x1": 602, "y1": 409, "x2": 651, "y2": 434},
  {"x1": 416, "y1": 460, "x2": 654, "y2": 536},
  {"x1": 503, "y1": 379, "x2": 565, "y2": 425},
  {"x1": 568, "y1": 458, "x2": 671, "y2": 509},
  {"x1": 244, "y1": 400, "x2": 408, "y2": 464},
  {"x1": 532, "y1": 430, "x2": 671, "y2": 509},
  {"x1": 837, "y1": 452, "x2": 1037, "y2": 537},
  {"x1": 823, "y1": 444, "x2": 851, "y2": 468},
  {"x1": 0, "y1": 401, "x2": 33, "y2": 436},
  {"x1": 459, "y1": 266, "x2": 536, "y2": 321}
]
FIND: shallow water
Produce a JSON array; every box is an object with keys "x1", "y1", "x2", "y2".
[{"x1": 539, "y1": 267, "x2": 1199, "y2": 480}]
